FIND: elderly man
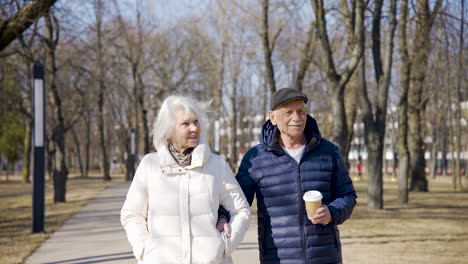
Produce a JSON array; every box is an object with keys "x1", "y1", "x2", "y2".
[{"x1": 234, "y1": 88, "x2": 356, "y2": 264}]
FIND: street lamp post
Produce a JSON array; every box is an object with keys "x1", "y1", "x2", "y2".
[{"x1": 32, "y1": 61, "x2": 45, "y2": 233}]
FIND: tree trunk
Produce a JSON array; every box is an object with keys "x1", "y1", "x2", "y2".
[
  {"x1": 138, "y1": 73, "x2": 150, "y2": 154},
  {"x1": 98, "y1": 86, "x2": 110, "y2": 181},
  {"x1": 261, "y1": 0, "x2": 276, "y2": 93},
  {"x1": 95, "y1": 0, "x2": 111, "y2": 181},
  {"x1": 360, "y1": 0, "x2": 397, "y2": 209},
  {"x1": 457, "y1": 0, "x2": 465, "y2": 189},
  {"x1": 142, "y1": 108, "x2": 150, "y2": 154},
  {"x1": 131, "y1": 65, "x2": 139, "y2": 171},
  {"x1": 22, "y1": 121, "x2": 31, "y2": 183},
  {"x1": 429, "y1": 132, "x2": 438, "y2": 179},
  {"x1": 344, "y1": 67, "x2": 360, "y2": 167},
  {"x1": 45, "y1": 11, "x2": 68, "y2": 202},
  {"x1": 228, "y1": 59, "x2": 240, "y2": 170},
  {"x1": 52, "y1": 138, "x2": 68, "y2": 202},
  {"x1": 341, "y1": 0, "x2": 359, "y2": 167},
  {"x1": 84, "y1": 113, "x2": 91, "y2": 178},
  {"x1": 124, "y1": 135, "x2": 132, "y2": 181},
  {"x1": 398, "y1": 149, "x2": 410, "y2": 203},
  {"x1": 359, "y1": 55, "x2": 382, "y2": 209},
  {"x1": 214, "y1": 3, "x2": 226, "y2": 153},
  {"x1": 407, "y1": 83, "x2": 428, "y2": 191},
  {"x1": 71, "y1": 127, "x2": 84, "y2": 177},
  {"x1": 331, "y1": 91, "x2": 348, "y2": 154},
  {"x1": 442, "y1": 142, "x2": 448, "y2": 176},
  {"x1": 397, "y1": 0, "x2": 410, "y2": 203},
  {"x1": 368, "y1": 147, "x2": 384, "y2": 209},
  {"x1": 407, "y1": 0, "x2": 441, "y2": 192},
  {"x1": 229, "y1": 93, "x2": 238, "y2": 170},
  {"x1": 263, "y1": 74, "x2": 268, "y2": 121}
]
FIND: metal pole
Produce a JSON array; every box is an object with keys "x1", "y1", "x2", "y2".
[
  {"x1": 32, "y1": 61, "x2": 45, "y2": 233},
  {"x1": 129, "y1": 128, "x2": 136, "y2": 180}
]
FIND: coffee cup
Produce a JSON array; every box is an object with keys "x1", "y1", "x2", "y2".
[{"x1": 303, "y1": 190, "x2": 323, "y2": 219}]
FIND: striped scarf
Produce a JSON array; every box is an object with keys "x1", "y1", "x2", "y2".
[{"x1": 168, "y1": 143, "x2": 193, "y2": 167}]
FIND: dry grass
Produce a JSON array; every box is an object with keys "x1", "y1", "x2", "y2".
[
  {"x1": 0, "y1": 173, "x2": 125, "y2": 264},
  {"x1": 1, "y1": 172, "x2": 467, "y2": 264},
  {"x1": 341, "y1": 175, "x2": 468, "y2": 264}
]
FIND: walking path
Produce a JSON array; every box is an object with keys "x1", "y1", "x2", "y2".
[{"x1": 25, "y1": 183, "x2": 259, "y2": 264}]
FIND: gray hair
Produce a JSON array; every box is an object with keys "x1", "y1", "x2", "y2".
[{"x1": 152, "y1": 95, "x2": 209, "y2": 150}]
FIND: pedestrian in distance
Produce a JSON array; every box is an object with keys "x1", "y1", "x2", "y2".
[
  {"x1": 121, "y1": 95, "x2": 251, "y2": 264},
  {"x1": 357, "y1": 156, "x2": 363, "y2": 180},
  {"x1": 221, "y1": 88, "x2": 357, "y2": 264}
]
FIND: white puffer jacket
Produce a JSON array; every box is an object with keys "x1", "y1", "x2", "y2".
[{"x1": 121, "y1": 143, "x2": 250, "y2": 264}]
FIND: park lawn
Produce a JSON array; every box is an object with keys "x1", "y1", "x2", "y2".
[
  {"x1": 1, "y1": 172, "x2": 467, "y2": 264},
  {"x1": 341, "y1": 175, "x2": 468, "y2": 264},
  {"x1": 0, "y1": 173, "x2": 124, "y2": 264}
]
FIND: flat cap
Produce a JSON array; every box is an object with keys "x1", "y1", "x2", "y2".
[{"x1": 270, "y1": 88, "x2": 308, "y2": 110}]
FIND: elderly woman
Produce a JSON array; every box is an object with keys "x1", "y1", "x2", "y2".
[{"x1": 121, "y1": 95, "x2": 250, "y2": 264}]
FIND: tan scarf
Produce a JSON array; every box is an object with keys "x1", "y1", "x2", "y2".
[{"x1": 168, "y1": 144, "x2": 193, "y2": 167}]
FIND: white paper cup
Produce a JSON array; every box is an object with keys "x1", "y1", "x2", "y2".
[{"x1": 303, "y1": 190, "x2": 323, "y2": 219}]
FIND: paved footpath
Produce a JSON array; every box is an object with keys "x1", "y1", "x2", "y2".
[{"x1": 26, "y1": 183, "x2": 259, "y2": 264}]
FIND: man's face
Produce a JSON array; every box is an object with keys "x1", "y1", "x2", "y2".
[{"x1": 269, "y1": 100, "x2": 307, "y2": 139}]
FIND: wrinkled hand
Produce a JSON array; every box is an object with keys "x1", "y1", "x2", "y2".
[
  {"x1": 311, "y1": 205, "x2": 332, "y2": 225},
  {"x1": 216, "y1": 216, "x2": 231, "y2": 238}
]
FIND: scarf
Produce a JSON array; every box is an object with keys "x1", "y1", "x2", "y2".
[{"x1": 168, "y1": 143, "x2": 193, "y2": 167}]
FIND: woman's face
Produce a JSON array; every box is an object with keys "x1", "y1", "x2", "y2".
[{"x1": 169, "y1": 108, "x2": 201, "y2": 153}]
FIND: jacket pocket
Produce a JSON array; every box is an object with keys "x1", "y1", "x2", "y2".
[{"x1": 142, "y1": 234, "x2": 157, "y2": 258}]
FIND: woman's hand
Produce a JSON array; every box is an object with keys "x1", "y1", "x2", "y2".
[{"x1": 216, "y1": 215, "x2": 231, "y2": 238}]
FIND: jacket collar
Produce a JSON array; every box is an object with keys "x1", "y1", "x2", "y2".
[
  {"x1": 157, "y1": 139, "x2": 211, "y2": 172},
  {"x1": 260, "y1": 115, "x2": 322, "y2": 153}
]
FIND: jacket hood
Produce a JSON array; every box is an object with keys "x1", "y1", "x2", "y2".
[{"x1": 260, "y1": 115, "x2": 322, "y2": 151}]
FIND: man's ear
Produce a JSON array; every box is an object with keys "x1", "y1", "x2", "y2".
[{"x1": 269, "y1": 111, "x2": 277, "y2": 125}]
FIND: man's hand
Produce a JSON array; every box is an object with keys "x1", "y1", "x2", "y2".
[
  {"x1": 311, "y1": 205, "x2": 332, "y2": 225},
  {"x1": 216, "y1": 215, "x2": 231, "y2": 238}
]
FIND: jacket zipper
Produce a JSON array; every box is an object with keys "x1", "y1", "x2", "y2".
[
  {"x1": 278, "y1": 147, "x2": 309, "y2": 263},
  {"x1": 297, "y1": 165, "x2": 307, "y2": 263}
]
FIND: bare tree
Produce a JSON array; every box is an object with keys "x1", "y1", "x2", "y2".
[
  {"x1": 407, "y1": 0, "x2": 443, "y2": 191},
  {"x1": 213, "y1": 1, "x2": 228, "y2": 154},
  {"x1": 455, "y1": 0, "x2": 465, "y2": 190},
  {"x1": 341, "y1": 0, "x2": 361, "y2": 165},
  {"x1": 294, "y1": 19, "x2": 316, "y2": 92},
  {"x1": 261, "y1": 0, "x2": 277, "y2": 93},
  {"x1": 397, "y1": 0, "x2": 411, "y2": 203},
  {"x1": 359, "y1": 0, "x2": 398, "y2": 209},
  {"x1": 113, "y1": 0, "x2": 151, "y2": 159},
  {"x1": 16, "y1": 20, "x2": 39, "y2": 183},
  {"x1": 92, "y1": 0, "x2": 111, "y2": 181},
  {"x1": 107, "y1": 61, "x2": 133, "y2": 180},
  {"x1": 310, "y1": 0, "x2": 365, "y2": 153},
  {"x1": 44, "y1": 10, "x2": 70, "y2": 202}
]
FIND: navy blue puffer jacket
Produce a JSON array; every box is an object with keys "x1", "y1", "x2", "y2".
[{"x1": 236, "y1": 115, "x2": 356, "y2": 264}]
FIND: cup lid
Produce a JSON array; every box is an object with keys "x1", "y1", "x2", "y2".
[{"x1": 303, "y1": 190, "x2": 323, "y2": 202}]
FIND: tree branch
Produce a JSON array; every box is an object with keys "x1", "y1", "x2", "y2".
[{"x1": 0, "y1": 0, "x2": 58, "y2": 51}]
